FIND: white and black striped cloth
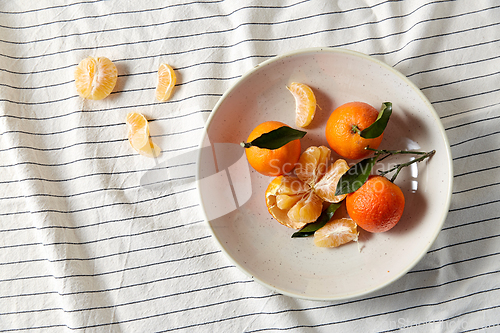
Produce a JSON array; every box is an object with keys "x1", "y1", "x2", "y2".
[{"x1": 1, "y1": 1, "x2": 499, "y2": 332}]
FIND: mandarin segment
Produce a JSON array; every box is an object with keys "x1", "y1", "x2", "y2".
[
  {"x1": 264, "y1": 146, "x2": 349, "y2": 230},
  {"x1": 287, "y1": 82, "x2": 317, "y2": 128},
  {"x1": 74, "y1": 56, "x2": 117, "y2": 100},
  {"x1": 276, "y1": 193, "x2": 303, "y2": 210},
  {"x1": 126, "y1": 112, "x2": 161, "y2": 158},
  {"x1": 265, "y1": 176, "x2": 308, "y2": 229},
  {"x1": 136, "y1": 139, "x2": 161, "y2": 158},
  {"x1": 314, "y1": 159, "x2": 350, "y2": 203},
  {"x1": 314, "y1": 217, "x2": 358, "y2": 248},
  {"x1": 156, "y1": 63, "x2": 177, "y2": 102},
  {"x1": 296, "y1": 145, "x2": 330, "y2": 186},
  {"x1": 286, "y1": 191, "x2": 323, "y2": 223},
  {"x1": 126, "y1": 112, "x2": 150, "y2": 149}
]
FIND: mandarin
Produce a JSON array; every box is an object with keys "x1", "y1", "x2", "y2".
[
  {"x1": 265, "y1": 146, "x2": 349, "y2": 229},
  {"x1": 346, "y1": 175, "x2": 405, "y2": 233},
  {"x1": 314, "y1": 217, "x2": 358, "y2": 248},
  {"x1": 74, "y1": 56, "x2": 117, "y2": 100},
  {"x1": 156, "y1": 63, "x2": 176, "y2": 102},
  {"x1": 287, "y1": 82, "x2": 316, "y2": 128},
  {"x1": 126, "y1": 112, "x2": 161, "y2": 158},
  {"x1": 245, "y1": 121, "x2": 301, "y2": 177},
  {"x1": 325, "y1": 101, "x2": 383, "y2": 160}
]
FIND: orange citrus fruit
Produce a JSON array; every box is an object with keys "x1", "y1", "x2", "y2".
[
  {"x1": 314, "y1": 217, "x2": 358, "y2": 248},
  {"x1": 156, "y1": 63, "x2": 176, "y2": 102},
  {"x1": 325, "y1": 101, "x2": 384, "y2": 160},
  {"x1": 126, "y1": 112, "x2": 161, "y2": 158},
  {"x1": 295, "y1": 146, "x2": 350, "y2": 203},
  {"x1": 346, "y1": 175, "x2": 405, "y2": 233},
  {"x1": 245, "y1": 121, "x2": 301, "y2": 177},
  {"x1": 265, "y1": 146, "x2": 349, "y2": 229},
  {"x1": 266, "y1": 176, "x2": 322, "y2": 229},
  {"x1": 287, "y1": 82, "x2": 316, "y2": 128},
  {"x1": 74, "y1": 56, "x2": 117, "y2": 100}
]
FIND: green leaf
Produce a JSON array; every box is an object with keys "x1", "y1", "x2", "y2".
[
  {"x1": 241, "y1": 126, "x2": 306, "y2": 150},
  {"x1": 291, "y1": 203, "x2": 342, "y2": 238},
  {"x1": 360, "y1": 102, "x2": 392, "y2": 139},
  {"x1": 334, "y1": 155, "x2": 378, "y2": 195}
]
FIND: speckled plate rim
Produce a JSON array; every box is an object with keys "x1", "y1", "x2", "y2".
[{"x1": 196, "y1": 47, "x2": 453, "y2": 301}]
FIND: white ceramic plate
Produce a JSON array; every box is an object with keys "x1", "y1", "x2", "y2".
[{"x1": 196, "y1": 48, "x2": 453, "y2": 301}]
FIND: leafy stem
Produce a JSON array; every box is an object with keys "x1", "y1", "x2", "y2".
[
  {"x1": 335, "y1": 147, "x2": 435, "y2": 195},
  {"x1": 375, "y1": 149, "x2": 436, "y2": 182}
]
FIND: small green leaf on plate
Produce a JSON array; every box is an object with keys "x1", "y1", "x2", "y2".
[
  {"x1": 241, "y1": 126, "x2": 306, "y2": 150},
  {"x1": 335, "y1": 155, "x2": 378, "y2": 195},
  {"x1": 291, "y1": 202, "x2": 342, "y2": 238},
  {"x1": 360, "y1": 102, "x2": 392, "y2": 139}
]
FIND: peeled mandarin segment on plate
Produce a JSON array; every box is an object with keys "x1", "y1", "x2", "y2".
[
  {"x1": 276, "y1": 175, "x2": 310, "y2": 195},
  {"x1": 265, "y1": 146, "x2": 349, "y2": 229},
  {"x1": 276, "y1": 194, "x2": 303, "y2": 210},
  {"x1": 314, "y1": 159, "x2": 350, "y2": 203},
  {"x1": 313, "y1": 217, "x2": 358, "y2": 248},
  {"x1": 74, "y1": 56, "x2": 117, "y2": 100},
  {"x1": 125, "y1": 112, "x2": 161, "y2": 158},
  {"x1": 287, "y1": 82, "x2": 317, "y2": 128},
  {"x1": 286, "y1": 191, "x2": 323, "y2": 224},
  {"x1": 156, "y1": 63, "x2": 176, "y2": 102},
  {"x1": 265, "y1": 176, "x2": 309, "y2": 230},
  {"x1": 296, "y1": 145, "x2": 330, "y2": 186}
]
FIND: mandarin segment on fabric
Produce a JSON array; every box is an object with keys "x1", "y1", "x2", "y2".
[
  {"x1": 74, "y1": 56, "x2": 117, "y2": 100},
  {"x1": 156, "y1": 63, "x2": 176, "y2": 102},
  {"x1": 126, "y1": 112, "x2": 161, "y2": 158}
]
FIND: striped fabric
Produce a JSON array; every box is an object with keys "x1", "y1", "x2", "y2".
[{"x1": 1, "y1": 0, "x2": 499, "y2": 332}]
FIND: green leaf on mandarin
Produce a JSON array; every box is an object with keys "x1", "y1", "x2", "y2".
[
  {"x1": 359, "y1": 102, "x2": 392, "y2": 139},
  {"x1": 335, "y1": 155, "x2": 378, "y2": 195},
  {"x1": 241, "y1": 125, "x2": 306, "y2": 150}
]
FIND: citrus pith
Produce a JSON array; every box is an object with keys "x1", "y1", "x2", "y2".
[
  {"x1": 74, "y1": 56, "x2": 117, "y2": 100},
  {"x1": 314, "y1": 217, "x2": 358, "y2": 248}
]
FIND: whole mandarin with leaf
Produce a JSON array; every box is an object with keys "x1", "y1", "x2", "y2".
[
  {"x1": 245, "y1": 121, "x2": 301, "y2": 176},
  {"x1": 325, "y1": 101, "x2": 384, "y2": 160},
  {"x1": 346, "y1": 175, "x2": 405, "y2": 233}
]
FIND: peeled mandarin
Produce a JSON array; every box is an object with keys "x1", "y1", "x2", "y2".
[{"x1": 74, "y1": 56, "x2": 117, "y2": 100}]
